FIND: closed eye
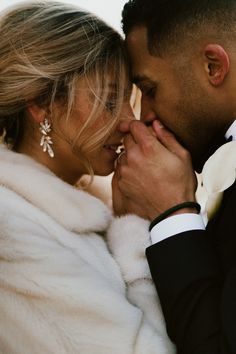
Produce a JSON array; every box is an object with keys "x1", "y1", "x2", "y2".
[
  {"x1": 138, "y1": 83, "x2": 157, "y2": 99},
  {"x1": 133, "y1": 76, "x2": 157, "y2": 99},
  {"x1": 144, "y1": 86, "x2": 156, "y2": 98},
  {"x1": 105, "y1": 99, "x2": 116, "y2": 112}
]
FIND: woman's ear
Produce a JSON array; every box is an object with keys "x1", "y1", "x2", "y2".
[
  {"x1": 27, "y1": 104, "x2": 47, "y2": 123},
  {"x1": 204, "y1": 44, "x2": 230, "y2": 86}
]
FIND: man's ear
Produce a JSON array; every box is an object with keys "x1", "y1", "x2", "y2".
[
  {"x1": 27, "y1": 104, "x2": 47, "y2": 123},
  {"x1": 204, "y1": 44, "x2": 230, "y2": 86}
]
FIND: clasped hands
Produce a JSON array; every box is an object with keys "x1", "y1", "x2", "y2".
[{"x1": 112, "y1": 120, "x2": 197, "y2": 221}]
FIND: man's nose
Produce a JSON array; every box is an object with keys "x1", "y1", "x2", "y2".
[{"x1": 140, "y1": 96, "x2": 156, "y2": 124}]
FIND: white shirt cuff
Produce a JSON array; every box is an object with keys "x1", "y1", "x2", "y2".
[{"x1": 150, "y1": 213, "x2": 206, "y2": 245}]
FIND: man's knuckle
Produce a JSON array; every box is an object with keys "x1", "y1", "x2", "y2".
[
  {"x1": 181, "y1": 148, "x2": 190, "y2": 160},
  {"x1": 126, "y1": 149, "x2": 137, "y2": 163},
  {"x1": 142, "y1": 139, "x2": 155, "y2": 155}
]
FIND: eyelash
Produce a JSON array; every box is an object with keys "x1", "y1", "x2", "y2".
[
  {"x1": 139, "y1": 85, "x2": 157, "y2": 99},
  {"x1": 105, "y1": 91, "x2": 131, "y2": 113},
  {"x1": 105, "y1": 99, "x2": 116, "y2": 112}
]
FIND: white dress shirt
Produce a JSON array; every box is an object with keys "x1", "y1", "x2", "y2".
[{"x1": 150, "y1": 121, "x2": 236, "y2": 244}]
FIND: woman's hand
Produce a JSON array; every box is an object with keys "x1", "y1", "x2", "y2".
[{"x1": 112, "y1": 163, "x2": 151, "y2": 219}]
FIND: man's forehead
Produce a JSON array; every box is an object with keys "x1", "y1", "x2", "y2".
[
  {"x1": 126, "y1": 26, "x2": 152, "y2": 80},
  {"x1": 126, "y1": 27, "x2": 176, "y2": 87},
  {"x1": 126, "y1": 25, "x2": 149, "y2": 55}
]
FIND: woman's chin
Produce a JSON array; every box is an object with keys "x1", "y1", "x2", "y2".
[
  {"x1": 92, "y1": 160, "x2": 115, "y2": 177},
  {"x1": 92, "y1": 149, "x2": 118, "y2": 176}
]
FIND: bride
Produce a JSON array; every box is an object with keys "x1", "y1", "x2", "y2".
[{"x1": 0, "y1": 2, "x2": 174, "y2": 353}]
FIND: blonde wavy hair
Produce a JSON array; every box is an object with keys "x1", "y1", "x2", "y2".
[{"x1": 0, "y1": 1, "x2": 129, "y2": 175}]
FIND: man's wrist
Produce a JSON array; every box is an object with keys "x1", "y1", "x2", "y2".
[
  {"x1": 171, "y1": 207, "x2": 198, "y2": 217},
  {"x1": 149, "y1": 202, "x2": 201, "y2": 231},
  {"x1": 150, "y1": 213, "x2": 206, "y2": 244}
]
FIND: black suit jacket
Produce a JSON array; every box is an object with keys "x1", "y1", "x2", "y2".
[{"x1": 146, "y1": 182, "x2": 236, "y2": 354}]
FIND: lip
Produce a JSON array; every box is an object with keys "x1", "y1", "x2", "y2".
[
  {"x1": 103, "y1": 143, "x2": 121, "y2": 154},
  {"x1": 103, "y1": 144, "x2": 120, "y2": 150},
  {"x1": 103, "y1": 141, "x2": 124, "y2": 161},
  {"x1": 103, "y1": 138, "x2": 123, "y2": 151}
]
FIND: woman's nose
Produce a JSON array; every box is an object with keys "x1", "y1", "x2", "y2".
[
  {"x1": 118, "y1": 105, "x2": 136, "y2": 134},
  {"x1": 120, "y1": 104, "x2": 136, "y2": 123}
]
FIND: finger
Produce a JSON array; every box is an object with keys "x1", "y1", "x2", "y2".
[
  {"x1": 153, "y1": 120, "x2": 187, "y2": 155},
  {"x1": 117, "y1": 150, "x2": 127, "y2": 165},
  {"x1": 112, "y1": 168, "x2": 120, "y2": 186},
  {"x1": 119, "y1": 120, "x2": 132, "y2": 133},
  {"x1": 147, "y1": 125, "x2": 158, "y2": 138},
  {"x1": 113, "y1": 163, "x2": 121, "y2": 181},
  {"x1": 129, "y1": 121, "x2": 167, "y2": 157},
  {"x1": 129, "y1": 121, "x2": 158, "y2": 145},
  {"x1": 123, "y1": 133, "x2": 136, "y2": 151}
]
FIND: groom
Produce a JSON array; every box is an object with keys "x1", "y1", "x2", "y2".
[{"x1": 114, "y1": 0, "x2": 236, "y2": 353}]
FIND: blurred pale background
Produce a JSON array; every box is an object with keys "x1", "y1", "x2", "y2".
[{"x1": 0, "y1": 0, "x2": 128, "y2": 33}]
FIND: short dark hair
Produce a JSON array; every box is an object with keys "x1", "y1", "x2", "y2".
[{"x1": 122, "y1": 0, "x2": 236, "y2": 54}]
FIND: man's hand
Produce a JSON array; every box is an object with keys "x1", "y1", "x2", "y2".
[{"x1": 114, "y1": 120, "x2": 197, "y2": 221}]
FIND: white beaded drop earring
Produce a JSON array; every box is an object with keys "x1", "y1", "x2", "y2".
[{"x1": 39, "y1": 118, "x2": 54, "y2": 158}]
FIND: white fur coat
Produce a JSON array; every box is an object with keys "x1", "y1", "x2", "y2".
[{"x1": 0, "y1": 145, "x2": 175, "y2": 354}]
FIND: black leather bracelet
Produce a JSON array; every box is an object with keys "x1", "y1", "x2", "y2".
[{"x1": 149, "y1": 201, "x2": 201, "y2": 231}]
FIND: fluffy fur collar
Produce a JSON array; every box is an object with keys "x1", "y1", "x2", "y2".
[{"x1": 0, "y1": 145, "x2": 111, "y2": 233}]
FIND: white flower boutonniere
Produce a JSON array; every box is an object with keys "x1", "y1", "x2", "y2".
[{"x1": 196, "y1": 141, "x2": 236, "y2": 222}]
